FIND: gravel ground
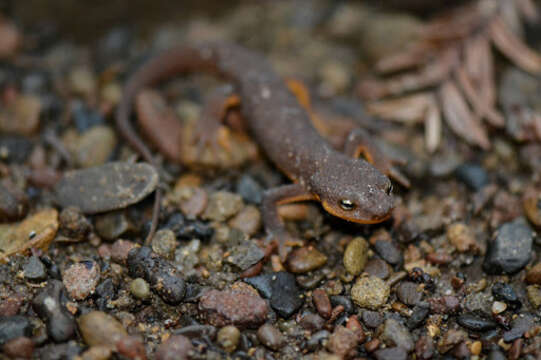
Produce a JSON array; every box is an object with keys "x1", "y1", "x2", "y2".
[{"x1": 1, "y1": 1, "x2": 541, "y2": 359}]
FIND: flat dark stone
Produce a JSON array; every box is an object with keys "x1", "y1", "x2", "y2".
[
  {"x1": 483, "y1": 217, "x2": 534, "y2": 275},
  {"x1": 54, "y1": 162, "x2": 158, "y2": 214},
  {"x1": 0, "y1": 315, "x2": 32, "y2": 345},
  {"x1": 244, "y1": 271, "x2": 303, "y2": 318},
  {"x1": 457, "y1": 313, "x2": 497, "y2": 332}
]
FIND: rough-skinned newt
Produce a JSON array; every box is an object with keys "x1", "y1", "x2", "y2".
[{"x1": 116, "y1": 42, "x2": 395, "y2": 256}]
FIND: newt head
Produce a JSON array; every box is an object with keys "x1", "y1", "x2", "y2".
[{"x1": 311, "y1": 155, "x2": 394, "y2": 224}]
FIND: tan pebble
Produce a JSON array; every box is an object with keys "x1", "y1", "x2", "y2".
[
  {"x1": 343, "y1": 237, "x2": 369, "y2": 275},
  {"x1": 350, "y1": 276, "x2": 390, "y2": 309},
  {"x1": 78, "y1": 311, "x2": 127, "y2": 347},
  {"x1": 447, "y1": 222, "x2": 476, "y2": 252},
  {"x1": 228, "y1": 205, "x2": 261, "y2": 236}
]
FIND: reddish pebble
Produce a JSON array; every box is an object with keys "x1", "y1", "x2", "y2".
[
  {"x1": 199, "y1": 287, "x2": 268, "y2": 328},
  {"x1": 346, "y1": 316, "x2": 365, "y2": 343},
  {"x1": 428, "y1": 296, "x2": 460, "y2": 314},
  {"x1": 509, "y1": 338, "x2": 523, "y2": 360},
  {"x1": 111, "y1": 239, "x2": 136, "y2": 264},
  {"x1": 2, "y1": 336, "x2": 34, "y2": 359},
  {"x1": 0, "y1": 293, "x2": 23, "y2": 316},
  {"x1": 312, "y1": 289, "x2": 332, "y2": 319},
  {"x1": 365, "y1": 338, "x2": 380, "y2": 352},
  {"x1": 116, "y1": 335, "x2": 146, "y2": 360},
  {"x1": 327, "y1": 325, "x2": 358, "y2": 357},
  {"x1": 415, "y1": 335, "x2": 435, "y2": 360},
  {"x1": 155, "y1": 335, "x2": 193, "y2": 360},
  {"x1": 63, "y1": 261, "x2": 100, "y2": 300},
  {"x1": 426, "y1": 251, "x2": 453, "y2": 265}
]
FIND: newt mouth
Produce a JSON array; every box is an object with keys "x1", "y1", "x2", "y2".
[{"x1": 321, "y1": 200, "x2": 393, "y2": 224}]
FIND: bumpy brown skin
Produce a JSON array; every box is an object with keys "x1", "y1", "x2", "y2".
[{"x1": 116, "y1": 42, "x2": 394, "y2": 251}]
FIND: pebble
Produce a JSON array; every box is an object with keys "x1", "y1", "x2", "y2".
[
  {"x1": 173, "y1": 325, "x2": 216, "y2": 339},
  {"x1": 110, "y1": 239, "x2": 136, "y2": 264},
  {"x1": 286, "y1": 246, "x2": 327, "y2": 273},
  {"x1": 0, "y1": 19, "x2": 20, "y2": 58},
  {"x1": 455, "y1": 163, "x2": 489, "y2": 191},
  {"x1": 77, "y1": 311, "x2": 127, "y2": 347},
  {"x1": 488, "y1": 349, "x2": 507, "y2": 360},
  {"x1": 244, "y1": 271, "x2": 303, "y2": 318},
  {"x1": 523, "y1": 187, "x2": 541, "y2": 227},
  {"x1": 373, "y1": 240, "x2": 402, "y2": 266},
  {"x1": 71, "y1": 101, "x2": 105, "y2": 132},
  {"x1": 257, "y1": 324, "x2": 284, "y2": 351},
  {"x1": 361, "y1": 310, "x2": 383, "y2": 328},
  {"x1": 0, "y1": 208, "x2": 58, "y2": 260},
  {"x1": 457, "y1": 313, "x2": 497, "y2": 332},
  {"x1": 330, "y1": 295, "x2": 354, "y2": 314},
  {"x1": 127, "y1": 246, "x2": 186, "y2": 304},
  {"x1": 429, "y1": 296, "x2": 460, "y2": 314},
  {"x1": 54, "y1": 162, "x2": 158, "y2": 214},
  {"x1": 155, "y1": 335, "x2": 193, "y2": 360},
  {"x1": 407, "y1": 304, "x2": 430, "y2": 329},
  {"x1": 447, "y1": 222, "x2": 476, "y2": 252},
  {"x1": 0, "y1": 316, "x2": 32, "y2": 345},
  {"x1": 503, "y1": 315, "x2": 534, "y2": 342},
  {"x1": 351, "y1": 276, "x2": 390, "y2": 309},
  {"x1": 2, "y1": 336, "x2": 34, "y2": 359},
  {"x1": 343, "y1": 237, "x2": 369, "y2": 275},
  {"x1": 202, "y1": 191, "x2": 243, "y2": 221},
  {"x1": 130, "y1": 278, "x2": 151, "y2": 301},
  {"x1": 63, "y1": 261, "x2": 100, "y2": 300},
  {"x1": 199, "y1": 285, "x2": 268, "y2": 328},
  {"x1": 438, "y1": 329, "x2": 467, "y2": 353},
  {"x1": 115, "y1": 335, "x2": 146, "y2": 360},
  {"x1": 374, "y1": 347, "x2": 407, "y2": 360},
  {"x1": 71, "y1": 126, "x2": 116, "y2": 168},
  {"x1": 58, "y1": 207, "x2": 91, "y2": 242},
  {"x1": 306, "y1": 330, "x2": 330, "y2": 351},
  {"x1": 32, "y1": 280, "x2": 76, "y2": 342},
  {"x1": 0, "y1": 94, "x2": 41, "y2": 135},
  {"x1": 151, "y1": 229, "x2": 177, "y2": 259},
  {"x1": 236, "y1": 175, "x2": 263, "y2": 204},
  {"x1": 217, "y1": 325, "x2": 240, "y2": 352},
  {"x1": 299, "y1": 312, "x2": 325, "y2": 331},
  {"x1": 173, "y1": 185, "x2": 208, "y2": 218},
  {"x1": 0, "y1": 182, "x2": 27, "y2": 222},
  {"x1": 228, "y1": 205, "x2": 261, "y2": 236},
  {"x1": 527, "y1": 285, "x2": 541, "y2": 308},
  {"x1": 326, "y1": 325, "x2": 358, "y2": 357},
  {"x1": 483, "y1": 217, "x2": 534, "y2": 274},
  {"x1": 396, "y1": 281, "x2": 422, "y2": 306},
  {"x1": 23, "y1": 256, "x2": 47, "y2": 282},
  {"x1": 381, "y1": 318, "x2": 414, "y2": 352},
  {"x1": 94, "y1": 211, "x2": 132, "y2": 241},
  {"x1": 312, "y1": 289, "x2": 332, "y2": 319},
  {"x1": 68, "y1": 66, "x2": 96, "y2": 97},
  {"x1": 0, "y1": 135, "x2": 33, "y2": 164},
  {"x1": 492, "y1": 301, "x2": 507, "y2": 314},
  {"x1": 364, "y1": 258, "x2": 391, "y2": 279},
  {"x1": 415, "y1": 335, "x2": 435, "y2": 360},
  {"x1": 79, "y1": 345, "x2": 112, "y2": 360},
  {"x1": 526, "y1": 263, "x2": 541, "y2": 284},
  {"x1": 225, "y1": 240, "x2": 264, "y2": 271},
  {"x1": 492, "y1": 282, "x2": 521, "y2": 309}
]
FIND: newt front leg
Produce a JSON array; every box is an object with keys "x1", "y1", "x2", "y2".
[{"x1": 261, "y1": 184, "x2": 317, "y2": 260}]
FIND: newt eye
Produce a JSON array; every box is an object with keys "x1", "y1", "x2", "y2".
[{"x1": 339, "y1": 199, "x2": 355, "y2": 211}]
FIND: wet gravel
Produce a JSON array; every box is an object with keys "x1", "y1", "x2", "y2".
[{"x1": 1, "y1": 1, "x2": 541, "y2": 359}]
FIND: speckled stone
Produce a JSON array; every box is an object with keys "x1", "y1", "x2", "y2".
[{"x1": 351, "y1": 276, "x2": 390, "y2": 309}]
